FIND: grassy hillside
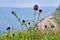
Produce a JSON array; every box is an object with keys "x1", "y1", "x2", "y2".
[{"x1": 54, "y1": 8, "x2": 60, "y2": 24}]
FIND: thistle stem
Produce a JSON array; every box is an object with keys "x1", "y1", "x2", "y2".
[
  {"x1": 12, "y1": 13, "x2": 23, "y2": 31},
  {"x1": 37, "y1": 12, "x2": 41, "y2": 23},
  {"x1": 34, "y1": 11, "x2": 36, "y2": 26}
]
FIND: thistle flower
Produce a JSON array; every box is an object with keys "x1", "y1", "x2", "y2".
[
  {"x1": 22, "y1": 20, "x2": 25, "y2": 23},
  {"x1": 7, "y1": 27, "x2": 10, "y2": 30},
  {"x1": 12, "y1": 33, "x2": 15, "y2": 36},
  {"x1": 12, "y1": 11, "x2": 18, "y2": 18},
  {"x1": 45, "y1": 25, "x2": 47, "y2": 28},
  {"x1": 6, "y1": 34, "x2": 9, "y2": 37},
  {"x1": 12, "y1": 11, "x2": 14, "y2": 14},
  {"x1": 51, "y1": 25, "x2": 54, "y2": 28},
  {"x1": 28, "y1": 22, "x2": 30, "y2": 25},
  {"x1": 12, "y1": 11, "x2": 16, "y2": 15},
  {"x1": 39, "y1": 9, "x2": 42, "y2": 12},
  {"x1": 34, "y1": 4, "x2": 38, "y2": 10}
]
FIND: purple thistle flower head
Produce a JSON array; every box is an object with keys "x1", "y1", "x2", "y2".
[
  {"x1": 12, "y1": 11, "x2": 16, "y2": 16},
  {"x1": 12, "y1": 33, "x2": 15, "y2": 36},
  {"x1": 7, "y1": 27, "x2": 10, "y2": 30},
  {"x1": 6, "y1": 35, "x2": 9, "y2": 37},
  {"x1": 39, "y1": 9, "x2": 42, "y2": 12},
  {"x1": 34, "y1": 4, "x2": 38, "y2": 11},
  {"x1": 28, "y1": 22, "x2": 30, "y2": 25},
  {"x1": 12, "y1": 11, "x2": 15, "y2": 14},
  {"x1": 22, "y1": 20, "x2": 25, "y2": 23}
]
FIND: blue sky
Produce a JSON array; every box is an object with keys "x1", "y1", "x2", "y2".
[{"x1": 0, "y1": 0, "x2": 60, "y2": 7}]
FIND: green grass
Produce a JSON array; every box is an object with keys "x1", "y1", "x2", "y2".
[
  {"x1": 54, "y1": 8, "x2": 60, "y2": 24},
  {"x1": 0, "y1": 29, "x2": 60, "y2": 40}
]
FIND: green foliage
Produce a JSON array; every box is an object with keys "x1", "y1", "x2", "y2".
[
  {"x1": 0, "y1": 29, "x2": 60, "y2": 40},
  {"x1": 54, "y1": 8, "x2": 60, "y2": 24}
]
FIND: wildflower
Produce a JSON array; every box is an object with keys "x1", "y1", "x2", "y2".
[
  {"x1": 28, "y1": 22, "x2": 30, "y2": 25},
  {"x1": 39, "y1": 9, "x2": 42, "y2": 12},
  {"x1": 12, "y1": 11, "x2": 14, "y2": 14},
  {"x1": 12, "y1": 11, "x2": 16, "y2": 15},
  {"x1": 22, "y1": 20, "x2": 25, "y2": 23},
  {"x1": 12, "y1": 33, "x2": 15, "y2": 36},
  {"x1": 44, "y1": 25, "x2": 47, "y2": 28},
  {"x1": 34, "y1": 4, "x2": 38, "y2": 10},
  {"x1": 6, "y1": 34, "x2": 9, "y2": 37},
  {"x1": 7, "y1": 27, "x2": 10, "y2": 30},
  {"x1": 12, "y1": 11, "x2": 18, "y2": 18},
  {"x1": 51, "y1": 25, "x2": 54, "y2": 28}
]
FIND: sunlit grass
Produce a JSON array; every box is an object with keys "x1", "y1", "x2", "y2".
[
  {"x1": 54, "y1": 8, "x2": 60, "y2": 24},
  {"x1": 0, "y1": 29, "x2": 60, "y2": 40}
]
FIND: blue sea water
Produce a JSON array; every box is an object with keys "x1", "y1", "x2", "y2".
[{"x1": 0, "y1": 7, "x2": 56, "y2": 34}]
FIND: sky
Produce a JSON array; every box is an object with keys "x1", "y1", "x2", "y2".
[{"x1": 0, "y1": 0, "x2": 60, "y2": 7}]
